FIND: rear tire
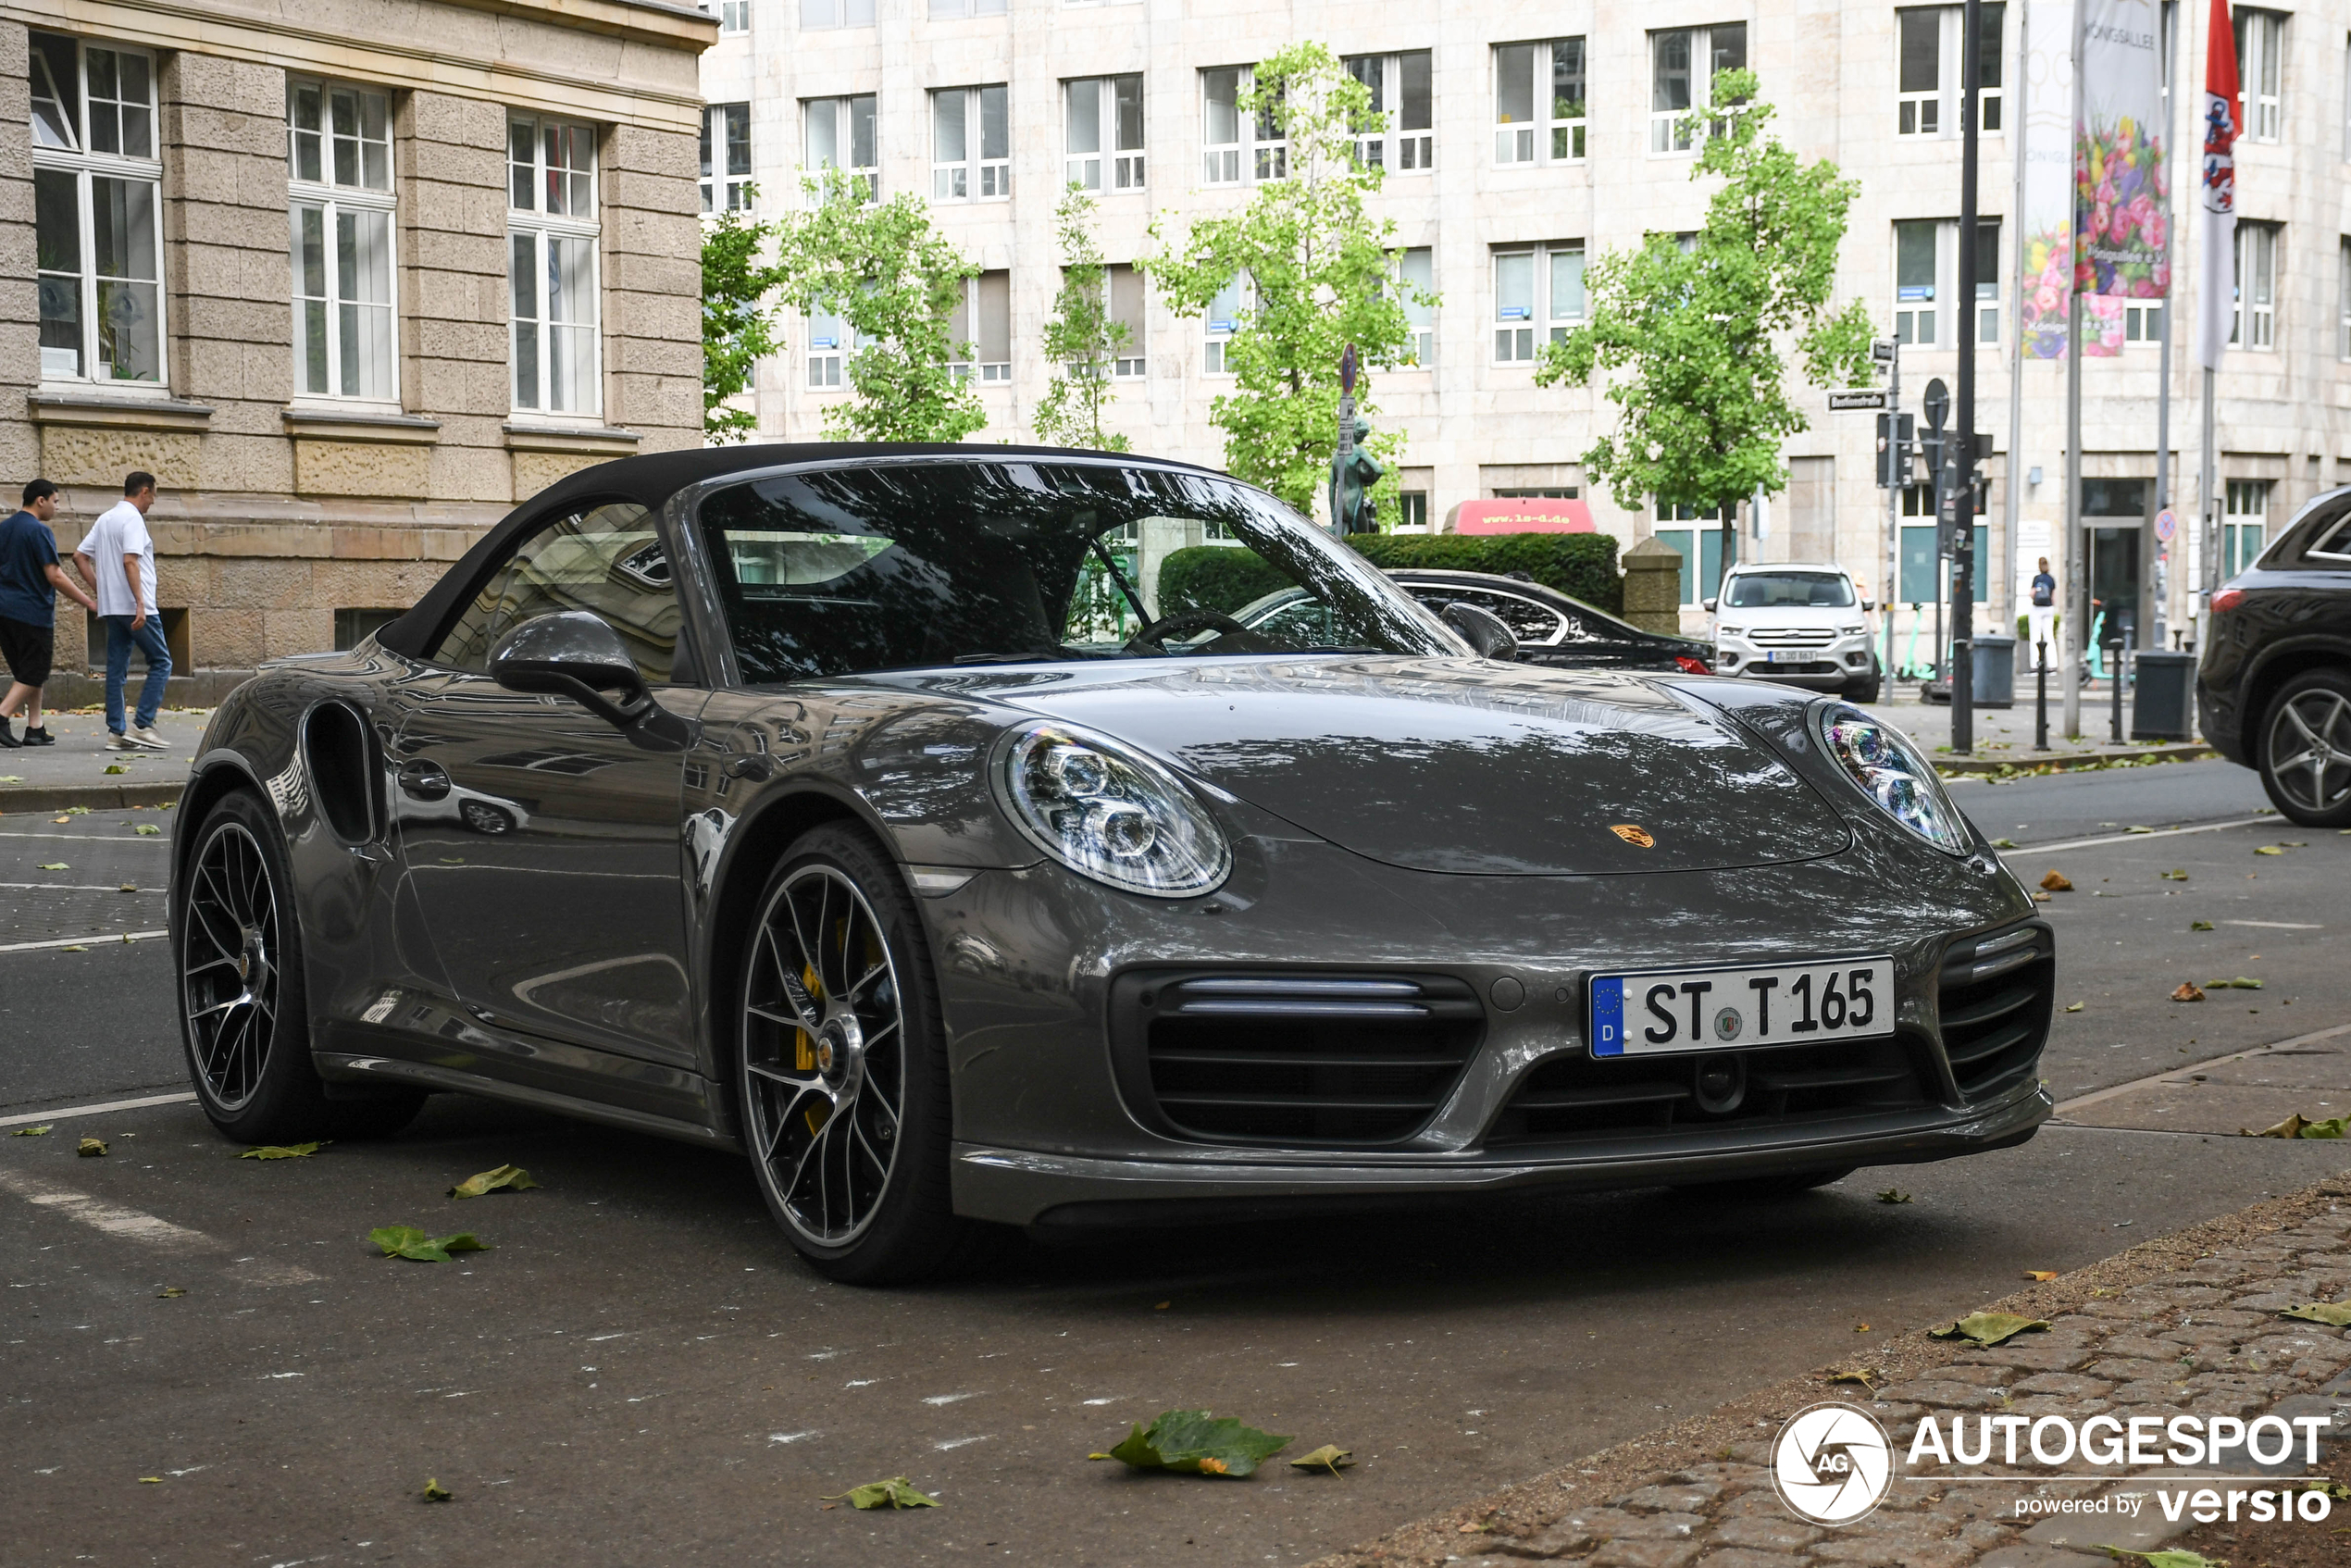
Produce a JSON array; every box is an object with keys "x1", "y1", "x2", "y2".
[
  {"x1": 736, "y1": 824, "x2": 971, "y2": 1285},
  {"x1": 2257, "y1": 668, "x2": 2351, "y2": 828},
  {"x1": 176, "y1": 790, "x2": 423, "y2": 1144}
]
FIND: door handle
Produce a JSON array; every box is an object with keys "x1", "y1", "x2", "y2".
[{"x1": 398, "y1": 759, "x2": 452, "y2": 802}]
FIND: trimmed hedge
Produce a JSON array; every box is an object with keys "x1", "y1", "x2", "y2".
[
  {"x1": 1157, "y1": 547, "x2": 1294, "y2": 618},
  {"x1": 1348, "y1": 532, "x2": 1623, "y2": 616}
]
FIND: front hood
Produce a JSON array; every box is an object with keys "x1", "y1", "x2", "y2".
[{"x1": 948, "y1": 658, "x2": 1852, "y2": 876}]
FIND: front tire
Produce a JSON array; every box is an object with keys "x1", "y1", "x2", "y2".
[
  {"x1": 2257, "y1": 669, "x2": 2351, "y2": 828},
  {"x1": 737, "y1": 824, "x2": 968, "y2": 1285}
]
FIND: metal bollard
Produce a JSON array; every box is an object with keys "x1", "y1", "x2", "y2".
[
  {"x1": 2035, "y1": 639, "x2": 2048, "y2": 752},
  {"x1": 2108, "y1": 627, "x2": 2131, "y2": 744}
]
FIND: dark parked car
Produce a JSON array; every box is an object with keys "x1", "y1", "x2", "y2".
[
  {"x1": 172, "y1": 445, "x2": 2052, "y2": 1284},
  {"x1": 1237, "y1": 568, "x2": 1711, "y2": 673},
  {"x1": 2198, "y1": 486, "x2": 2351, "y2": 826}
]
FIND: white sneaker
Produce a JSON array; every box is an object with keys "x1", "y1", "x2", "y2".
[
  {"x1": 109, "y1": 731, "x2": 139, "y2": 751},
  {"x1": 128, "y1": 727, "x2": 169, "y2": 751}
]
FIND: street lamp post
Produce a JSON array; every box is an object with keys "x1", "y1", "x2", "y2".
[{"x1": 1949, "y1": 0, "x2": 1984, "y2": 753}]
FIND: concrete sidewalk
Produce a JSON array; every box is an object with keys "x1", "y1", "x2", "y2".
[
  {"x1": 0, "y1": 706, "x2": 206, "y2": 814},
  {"x1": 1875, "y1": 681, "x2": 2216, "y2": 777}
]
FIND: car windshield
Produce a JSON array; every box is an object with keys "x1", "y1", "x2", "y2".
[
  {"x1": 1724, "y1": 571, "x2": 1856, "y2": 609},
  {"x1": 695, "y1": 459, "x2": 1462, "y2": 682}
]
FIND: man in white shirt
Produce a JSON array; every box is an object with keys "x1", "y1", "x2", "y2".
[{"x1": 73, "y1": 470, "x2": 171, "y2": 751}]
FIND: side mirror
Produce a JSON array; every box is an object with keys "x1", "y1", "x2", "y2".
[
  {"x1": 1861, "y1": 598, "x2": 1876, "y2": 612},
  {"x1": 1440, "y1": 600, "x2": 1519, "y2": 662},
  {"x1": 1702, "y1": 597, "x2": 1719, "y2": 613},
  {"x1": 490, "y1": 611, "x2": 689, "y2": 749}
]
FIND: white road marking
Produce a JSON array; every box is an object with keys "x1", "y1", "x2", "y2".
[
  {"x1": 2052, "y1": 1020, "x2": 2351, "y2": 1119},
  {"x1": 922, "y1": 1392, "x2": 976, "y2": 1405},
  {"x1": 767, "y1": 1430, "x2": 818, "y2": 1444},
  {"x1": 0, "y1": 882, "x2": 155, "y2": 893},
  {"x1": 1998, "y1": 816, "x2": 2271, "y2": 857},
  {"x1": 933, "y1": 1435, "x2": 989, "y2": 1450},
  {"x1": 2225, "y1": 919, "x2": 2323, "y2": 929},
  {"x1": 0, "y1": 1090, "x2": 193, "y2": 1128},
  {"x1": 0, "y1": 930, "x2": 168, "y2": 956},
  {"x1": 0, "y1": 832, "x2": 170, "y2": 841},
  {"x1": 0, "y1": 1167, "x2": 209, "y2": 1250}
]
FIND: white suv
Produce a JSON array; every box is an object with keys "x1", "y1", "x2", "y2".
[{"x1": 1706, "y1": 563, "x2": 1881, "y2": 703}]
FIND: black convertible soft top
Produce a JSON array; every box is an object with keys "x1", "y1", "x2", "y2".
[{"x1": 374, "y1": 441, "x2": 1213, "y2": 660}]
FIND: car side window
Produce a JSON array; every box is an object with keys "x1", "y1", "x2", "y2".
[
  {"x1": 1437, "y1": 588, "x2": 1566, "y2": 645},
  {"x1": 430, "y1": 502, "x2": 680, "y2": 682},
  {"x1": 2303, "y1": 513, "x2": 2351, "y2": 566}
]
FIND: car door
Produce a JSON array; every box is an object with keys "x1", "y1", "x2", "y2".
[{"x1": 388, "y1": 500, "x2": 708, "y2": 1075}]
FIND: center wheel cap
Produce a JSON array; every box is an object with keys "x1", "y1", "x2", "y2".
[{"x1": 815, "y1": 1012, "x2": 865, "y2": 1100}]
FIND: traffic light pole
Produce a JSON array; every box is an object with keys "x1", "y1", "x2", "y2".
[
  {"x1": 1883, "y1": 347, "x2": 1900, "y2": 696},
  {"x1": 1949, "y1": 0, "x2": 1983, "y2": 753}
]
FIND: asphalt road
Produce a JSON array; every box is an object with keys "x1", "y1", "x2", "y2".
[{"x1": 5, "y1": 766, "x2": 2348, "y2": 1567}]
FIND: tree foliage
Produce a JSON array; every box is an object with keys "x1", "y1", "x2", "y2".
[
  {"x1": 1537, "y1": 70, "x2": 1873, "y2": 522},
  {"x1": 1142, "y1": 43, "x2": 1427, "y2": 520},
  {"x1": 702, "y1": 199, "x2": 786, "y2": 443},
  {"x1": 768, "y1": 168, "x2": 985, "y2": 442},
  {"x1": 1034, "y1": 185, "x2": 1132, "y2": 452}
]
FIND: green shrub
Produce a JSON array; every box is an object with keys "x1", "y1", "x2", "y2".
[
  {"x1": 1347, "y1": 532, "x2": 1623, "y2": 616},
  {"x1": 1156, "y1": 547, "x2": 1293, "y2": 618}
]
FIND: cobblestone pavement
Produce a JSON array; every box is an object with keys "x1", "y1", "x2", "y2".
[{"x1": 1314, "y1": 1172, "x2": 2351, "y2": 1568}]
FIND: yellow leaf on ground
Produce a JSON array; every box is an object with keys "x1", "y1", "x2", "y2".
[
  {"x1": 422, "y1": 1478, "x2": 452, "y2": 1502},
  {"x1": 2039, "y1": 870, "x2": 2072, "y2": 891},
  {"x1": 447, "y1": 1164, "x2": 539, "y2": 1199},
  {"x1": 2171, "y1": 983, "x2": 2205, "y2": 1002},
  {"x1": 77, "y1": 1138, "x2": 106, "y2": 1157},
  {"x1": 1290, "y1": 1444, "x2": 1355, "y2": 1475},
  {"x1": 2025, "y1": 1270, "x2": 2059, "y2": 1281}
]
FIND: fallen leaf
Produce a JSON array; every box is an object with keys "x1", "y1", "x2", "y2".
[
  {"x1": 118, "y1": 883, "x2": 137, "y2": 893},
  {"x1": 2256, "y1": 845, "x2": 2283, "y2": 856},
  {"x1": 139, "y1": 1476, "x2": 161, "y2": 1484},
  {"x1": 2204, "y1": 977, "x2": 2264, "y2": 990},
  {"x1": 1089, "y1": 1409, "x2": 1291, "y2": 1477},
  {"x1": 1289, "y1": 1444, "x2": 1355, "y2": 1475},
  {"x1": 1853, "y1": 1323, "x2": 1871, "y2": 1333},
  {"x1": 133, "y1": 824, "x2": 160, "y2": 836},
  {"x1": 59, "y1": 945, "x2": 84, "y2": 952},
  {"x1": 2024, "y1": 1270, "x2": 2059, "y2": 1282},
  {"x1": 1930, "y1": 1312, "x2": 2052, "y2": 1347},
  {"x1": 2190, "y1": 920, "x2": 2214, "y2": 930},
  {"x1": 1457, "y1": 1520, "x2": 1494, "y2": 1534},
  {"x1": 370, "y1": 1225, "x2": 491, "y2": 1263},
  {"x1": 0, "y1": 775, "x2": 19, "y2": 782},
  {"x1": 2125, "y1": 826, "x2": 2154, "y2": 834},
  {"x1": 2306, "y1": 1477, "x2": 2351, "y2": 1500},
  {"x1": 10, "y1": 1125, "x2": 51, "y2": 1137},
  {"x1": 2039, "y1": 870, "x2": 2071, "y2": 891},
  {"x1": 50, "y1": 815, "x2": 68, "y2": 824},
  {"x1": 823, "y1": 1475, "x2": 939, "y2": 1510},
  {"x1": 37, "y1": 862, "x2": 67, "y2": 871},
  {"x1": 104, "y1": 764, "x2": 127, "y2": 775},
  {"x1": 241, "y1": 1142, "x2": 327, "y2": 1160},
  {"x1": 2171, "y1": 983, "x2": 2206, "y2": 1002},
  {"x1": 2281, "y1": 1300, "x2": 2351, "y2": 1327},
  {"x1": 78, "y1": 1137, "x2": 106, "y2": 1157},
  {"x1": 2245, "y1": 1112, "x2": 2351, "y2": 1139},
  {"x1": 2064, "y1": 1002, "x2": 2084, "y2": 1013},
  {"x1": 422, "y1": 1478, "x2": 452, "y2": 1502},
  {"x1": 448, "y1": 1164, "x2": 540, "y2": 1199},
  {"x1": 2093, "y1": 1549, "x2": 2232, "y2": 1568},
  {"x1": 1826, "y1": 1367, "x2": 1883, "y2": 1393},
  {"x1": 157, "y1": 1286, "x2": 186, "y2": 1298},
  {"x1": 1875, "y1": 1188, "x2": 1911, "y2": 1204},
  {"x1": 1153, "y1": 1300, "x2": 1171, "y2": 1310},
  {"x1": 2159, "y1": 868, "x2": 2190, "y2": 880},
  {"x1": 2033, "y1": 891, "x2": 2052, "y2": 903},
  {"x1": 1992, "y1": 838, "x2": 2018, "y2": 849}
]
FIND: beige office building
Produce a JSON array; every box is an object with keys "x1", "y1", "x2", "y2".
[
  {"x1": 6, "y1": 0, "x2": 711, "y2": 695},
  {"x1": 703, "y1": 0, "x2": 2351, "y2": 646}
]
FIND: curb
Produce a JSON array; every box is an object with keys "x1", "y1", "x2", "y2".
[
  {"x1": 1936, "y1": 742, "x2": 2218, "y2": 778},
  {"x1": 0, "y1": 781, "x2": 182, "y2": 814}
]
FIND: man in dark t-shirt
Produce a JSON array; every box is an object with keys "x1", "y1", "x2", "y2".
[{"x1": 0, "y1": 479, "x2": 102, "y2": 748}]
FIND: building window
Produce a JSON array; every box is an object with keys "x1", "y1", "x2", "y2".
[
  {"x1": 1493, "y1": 40, "x2": 1586, "y2": 165},
  {"x1": 287, "y1": 80, "x2": 396, "y2": 404},
  {"x1": 1345, "y1": 51, "x2": 1433, "y2": 171},
  {"x1": 949, "y1": 270, "x2": 1012, "y2": 382},
  {"x1": 1396, "y1": 492, "x2": 1429, "y2": 529},
  {"x1": 702, "y1": 104, "x2": 750, "y2": 212},
  {"x1": 2233, "y1": 221, "x2": 2279, "y2": 351},
  {"x1": 1398, "y1": 247, "x2": 1435, "y2": 366},
  {"x1": 1109, "y1": 264, "x2": 1146, "y2": 378},
  {"x1": 1653, "y1": 504, "x2": 1736, "y2": 604},
  {"x1": 806, "y1": 302, "x2": 853, "y2": 387},
  {"x1": 1893, "y1": 219, "x2": 1940, "y2": 344},
  {"x1": 508, "y1": 115, "x2": 601, "y2": 417},
  {"x1": 31, "y1": 32, "x2": 164, "y2": 386},
  {"x1": 932, "y1": 86, "x2": 1009, "y2": 202},
  {"x1": 1972, "y1": 219, "x2": 2000, "y2": 342},
  {"x1": 1066, "y1": 76, "x2": 1144, "y2": 192},
  {"x1": 1493, "y1": 243, "x2": 1584, "y2": 364},
  {"x1": 804, "y1": 95, "x2": 878, "y2": 198},
  {"x1": 929, "y1": 0, "x2": 1006, "y2": 13},
  {"x1": 1897, "y1": 6, "x2": 2005, "y2": 137},
  {"x1": 1202, "y1": 276, "x2": 1246, "y2": 373},
  {"x1": 2340, "y1": 238, "x2": 2351, "y2": 359},
  {"x1": 800, "y1": 0, "x2": 874, "y2": 27},
  {"x1": 705, "y1": 0, "x2": 751, "y2": 31},
  {"x1": 2234, "y1": 9, "x2": 2283, "y2": 144},
  {"x1": 2224, "y1": 479, "x2": 2270, "y2": 576},
  {"x1": 2124, "y1": 302, "x2": 2165, "y2": 344},
  {"x1": 1201, "y1": 68, "x2": 1284, "y2": 184},
  {"x1": 1650, "y1": 23, "x2": 1747, "y2": 154}
]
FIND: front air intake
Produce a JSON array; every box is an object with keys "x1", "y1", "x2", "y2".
[{"x1": 1938, "y1": 924, "x2": 2054, "y2": 1101}]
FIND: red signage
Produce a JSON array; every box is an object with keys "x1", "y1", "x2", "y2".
[{"x1": 1449, "y1": 497, "x2": 1596, "y2": 535}]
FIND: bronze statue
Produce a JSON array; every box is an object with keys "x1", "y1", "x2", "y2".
[{"x1": 1328, "y1": 412, "x2": 1381, "y2": 536}]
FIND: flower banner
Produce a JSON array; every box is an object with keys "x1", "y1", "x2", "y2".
[
  {"x1": 2073, "y1": 0, "x2": 2168, "y2": 300},
  {"x1": 2020, "y1": 1, "x2": 2122, "y2": 360}
]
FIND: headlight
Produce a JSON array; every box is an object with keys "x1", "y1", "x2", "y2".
[
  {"x1": 1717, "y1": 626, "x2": 1745, "y2": 638},
  {"x1": 996, "y1": 723, "x2": 1231, "y2": 898},
  {"x1": 1837, "y1": 624, "x2": 1866, "y2": 637},
  {"x1": 1817, "y1": 704, "x2": 1971, "y2": 854}
]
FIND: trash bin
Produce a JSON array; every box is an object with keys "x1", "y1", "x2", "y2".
[
  {"x1": 1969, "y1": 635, "x2": 2016, "y2": 709},
  {"x1": 2133, "y1": 650, "x2": 2197, "y2": 740}
]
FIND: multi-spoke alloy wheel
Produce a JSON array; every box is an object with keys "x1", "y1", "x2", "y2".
[
  {"x1": 738, "y1": 826, "x2": 965, "y2": 1284},
  {"x1": 2260, "y1": 672, "x2": 2351, "y2": 828},
  {"x1": 182, "y1": 818, "x2": 283, "y2": 1112}
]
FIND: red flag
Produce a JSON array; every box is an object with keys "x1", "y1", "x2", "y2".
[{"x1": 2195, "y1": 0, "x2": 2240, "y2": 368}]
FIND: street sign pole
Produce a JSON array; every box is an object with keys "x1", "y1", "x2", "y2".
[
  {"x1": 1878, "y1": 340, "x2": 1900, "y2": 699},
  {"x1": 1949, "y1": 0, "x2": 1983, "y2": 754}
]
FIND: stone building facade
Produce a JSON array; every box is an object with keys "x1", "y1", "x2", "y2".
[
  {"x1": 703, "y1": 0, "x2": 2351, "y2": 646},
  {"x1": 6, "y1": 0, "x2": 710, "y2": 693}
]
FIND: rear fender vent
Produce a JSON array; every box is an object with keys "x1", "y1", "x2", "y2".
[
  {"x1": 1937, "y1": 924, "x2": 2055, "y2": 1101},
  {"x1": 303, "y1": 702, "x2": 380, "y2": 844},
  {"x1": 1111, "y1": 972, "x2": 1485, "y2": 1147}
]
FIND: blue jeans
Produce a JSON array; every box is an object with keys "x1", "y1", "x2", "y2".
[{"x1": 104, "y1": 615, "x2": 171, "y2": 734}]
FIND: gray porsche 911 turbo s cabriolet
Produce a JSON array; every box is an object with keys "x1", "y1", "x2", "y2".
[{"x1": 171, "y1": 444, "x2": 2053, "y2": 1283}]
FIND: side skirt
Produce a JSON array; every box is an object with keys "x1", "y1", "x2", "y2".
[{"x1": 312, "y1": 1051, "x2": 746, "y2": 1155}]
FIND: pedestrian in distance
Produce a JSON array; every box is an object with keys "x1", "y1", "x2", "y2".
[
  {"x1": 0, "y1": 479, "x2": 100, "y2": 749},
  {"x1": 2027, "y1": 556, "x2": 2058, "y2": 671},
  {"x1": 73, "y1": 470, "x2": 171, "y2": 752}
]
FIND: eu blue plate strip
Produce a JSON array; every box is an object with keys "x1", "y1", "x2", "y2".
[{"x1": 1589, "y1": 976, "x2": 1624, "y2": 1057}]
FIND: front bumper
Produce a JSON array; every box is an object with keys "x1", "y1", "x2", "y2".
[{"x1": 1714, "y1": 643, "x2": 1875, "y2": 690}]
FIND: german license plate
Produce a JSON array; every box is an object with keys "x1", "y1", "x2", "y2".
[
  {"x1": 1588, "y1": 957, "x2": 1894, "y2": 1057},
  {"x1": 1766, "y1": 649, "x2": 1810, "y2": 663}
]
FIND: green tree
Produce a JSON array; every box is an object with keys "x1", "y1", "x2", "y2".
[
  {"x1": 702, "y1": 199, "x2": 786, "y2": 443},
  {"x1": 1143, "y1": 43, "x2": 1427, "y2": 521},
  {"x1": 769, "y1": 168, "x2": 985, "y2": 442},
  {"x1": 1034, "y1": 185, "x2": 1132, "y2": 452},
  {"x1": 1537, "y1": 69, "x2": 1872, "y2": 582}
]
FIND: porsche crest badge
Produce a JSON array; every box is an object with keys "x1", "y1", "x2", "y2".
[{"x1": 1610, "y1": 824, "x2": 1655, "y2": 848}]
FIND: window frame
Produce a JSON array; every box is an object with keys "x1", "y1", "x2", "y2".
[
  {"x1": 947, "y1": 269, "x2": 1013, "y2": 383},
  {"x1": 2234, "y1": 8, "x2": 2284, "y2": 144},
  {"x1": 1397, "y1": 246, "x2": 1435, "y2": 367},
  {"x1": 1065, "y1": 75, "x2": 1145, "y2": 193},
  {"x1": 507, "y1": 113, "x2": 603, "y2": 421},
  {"x1": 1492, "y1": 39, "x2": 1586, "y2": 167},
  {"x1": 1345, "y1": 50, "x2": 1434, "y2": 173},
  {"x1": 1200, "y1": 67, "x2": 1284, "y2": 185},
  {"x1": 1648, "y1": 22, "x2": 1748, "y2": 156},
  {"x1": 2224, "y1": 479, "x2": 2270, "y2": 578},
  {"x1": 702, "y1": 103, "x2": 751, "y2": 213},
  {"x1": 1895, "y1": 6, "x2": 2006, "y2": 139},
  {"x1": 931, "y1": 84, "x2": 1011, "y2": 204},
  {"x1": 2340, "y1": 236, "x2": 2351, "y2": 361},
  {"x1": 1491, "y1": 242, "x2": 1585, "y2": 365},
  {"x1": 31, "y1": 31, "x2": 168, "y2": 392},
  {"x1": 1108, "y1": 264, "x2": 1147, "y2": 379},
  {"x1": 802, "y1": 94, "x2": 879, "y2": 200},
  {"x1": 805, "y1": 299, "x2": 853, "y2": 389},
  {"x1": 1201, "y1": 274, "x2": 1250, "y2": 375},
  {"x1": 286, "y1": 76, "x2": 400, "y2": 408},
  {"x1": 798, "y1": 0, "x2": 875, "y2": 29},
  {"x1": 2233, "y1": 220, "x2": 2280, "y2": 352},
  {"x1": 708, "y1": 0, "x2": 751, "y2": 32}
]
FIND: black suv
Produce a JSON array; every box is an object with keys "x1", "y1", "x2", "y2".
[{"x1": 2197, "y1": 486, "x2": 2351, "y2": 826}]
